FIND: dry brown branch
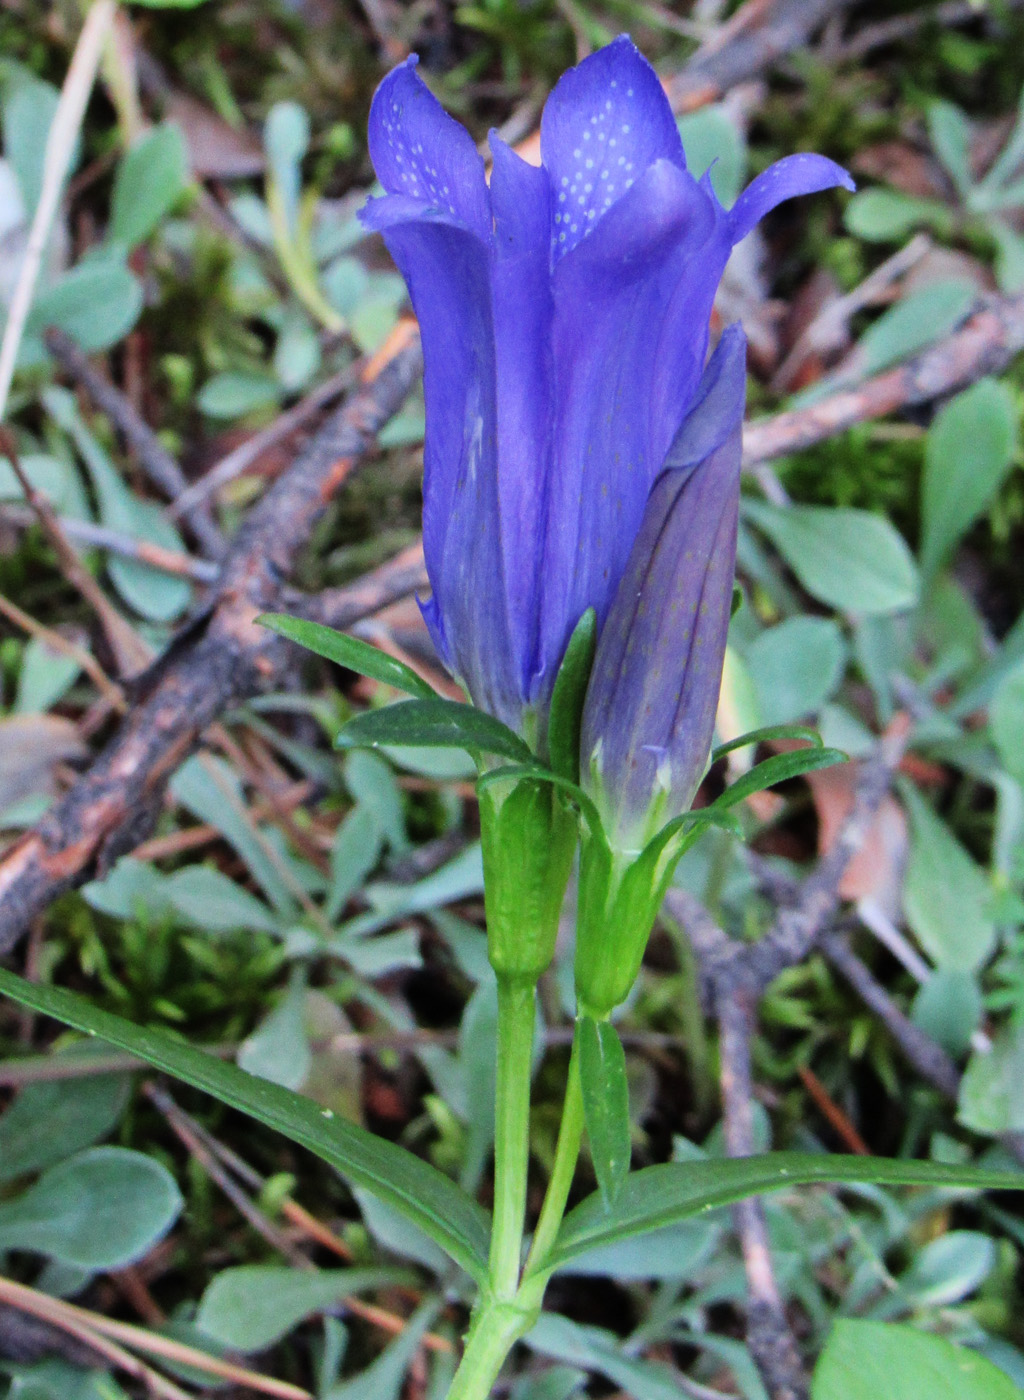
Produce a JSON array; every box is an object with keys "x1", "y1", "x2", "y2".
[
  {"x1": 0, "y1": 505, "x2": 219, "y2": 582},
  {"x1": 0, "y1": 1274, "x2": 312, "y2": 1400},
  {"x1": 0, "y1": 428, "x2": 151, "y2": 675},
  {"x1": 717, "y1": 986, "x2": 809, "y2": 1400},
  {"x1": 665, "y1": 0, "x2": 853, "y2": 112},
  {"x1": 743, "y1": 292, "x2": 1024, "y2": 466},
  {"x1": 665, "y1": 725, "x2": 914, "y2": 1400},
  {"x1": 0, "y1": 339, "x2": 423, "y2": 955}
]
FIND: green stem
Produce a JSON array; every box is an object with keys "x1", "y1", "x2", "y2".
[
  {"x1": 522, "y1": 1033, "x2": 585, "y2": 1281},
  {"x1": 445, "y1": 1012, "x2": 582, "y2": 1399},
  {"x1": 445, "y1": 1295, "x2": 535, "y2": 1400},
  {"x1": 488, "y1": 976, "x2": 537, "y2": 1300}
]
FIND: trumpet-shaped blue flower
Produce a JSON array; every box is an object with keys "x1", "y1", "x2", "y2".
[
  {"x1": 362, "y1": 36, "x2": 852, "y2": 737},
  {"x1": 580, "y1": 323, "x2": 746, "y2": 851}
]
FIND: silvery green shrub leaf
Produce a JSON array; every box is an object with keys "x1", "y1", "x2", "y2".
[
  {"x1": 0, "y1": 1075, "x2": 130, "y2": 1182},
  {"x1": 745, "y1": 617, "x2": 847, "y2": 726},
  {"x1": 197, "y1": 1266, "x2": 407, "y2": 1351},
  {"x1": 0, "y1": 1146, "x2": 182, "y2": 1269},
  {"x1": 109, "y1": 123, "x2": 189, "y2": 250},
  {"x1": 745, "y1": 501, "x2": 919, "y2": 615},
  {"x1": 920, "y1": 378, "x2": 1017, "y2": 580},
  {"x1": 812, "y1": 1320, "x2": 1020, "y2": 1400},
  {"x1": 902, "y1": 785, "x2": 995, "y2": 973},
  {"x1": 959, "y1": 1023, "x2": 1024, "y2": 1136},
  {"x1": 844, "y1": 188, "x2": 953, "y2": 241}
]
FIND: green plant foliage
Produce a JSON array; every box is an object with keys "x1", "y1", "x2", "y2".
[
  {"x1": 0, "y1": 967, "x2": 492, "y2": 1283},
  {"x1": 744, "y1": 501, "x2": 920, "y2": 615},
  {"x1": 109, "y1": 123, "x2": 189, "y2": 250},
  {"x1": 196, "y1": 1265, "x2": 408, "y2": 1350},
  {"x1": 812, "y1": 1320, "x2": 1022, "y2": 1400},
  {"x1": 578, "y1": 1016, "x2": 631, "y2": 1208},
  {"x1": 921, "y1": 379, "x2": 1019, "y2": 579},
  {"x1": 549, "y1": 1154, "x2": 1024, "y2": 1272},
  {"x1": 0, "y1": 1147, "x2": 182, "y2": 1269},
  {"x1": 902, "y1": 784, "x2": 996, "y2": 974}
]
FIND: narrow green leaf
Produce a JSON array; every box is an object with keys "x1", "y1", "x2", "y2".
[
  {"x1": 902, "y1": 783, "x2": 995, "y2": 973},
  {"x1": 712, "y1": 747, "x2": 846, "y2": 811},
  {"x1": 259, "y1": 614, "x2": 438, "y2": 700},
  {"x1": 711, "y1": 724, "x2": 822, "y2": 765},
  {"x1": 339, "y1": 699, "x2": 532, "y2": 765},
  {"x1": 548, "y1": 609, "x2": 597, "y2": 783},
  {"x1": 578, "y1": 1017, "x2": 632, "y2": 1208},
  {"x1": 549, "y1": 1153, "x2": 1023, "y2": 1270},
  {"x1": 0, "y1": 969, "x2": 491, "y2": 1283}
]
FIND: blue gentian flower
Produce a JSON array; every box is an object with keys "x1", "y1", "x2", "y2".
[
  {"x1": 361, "y1": 36, "x2": 852, "y2": 741},
  {"x1": 579, "y1": 324, "x2": 746, "y2": 852}
]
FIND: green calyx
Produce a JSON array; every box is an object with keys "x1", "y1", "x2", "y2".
[
  {"x1": 574, "y1": 812, "x2": 717, "y2": 1017},
  {"x1": 480, "y1": 774, "x2": 579, "y2": 981},
  {"x1": 575, "y1": 832, "x2": 665, "y2": 1017}
]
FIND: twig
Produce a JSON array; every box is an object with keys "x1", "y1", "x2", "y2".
[
  {"x1": 0, "y1": 504, "x2": 219, "y2": 582},
  {"x1": 742, "y1": 720, "x2": 912, "y2": 996},
  {"x1": 716, "y1": 985, "x2": 809, "y2": 1400},
  {"x1": 796, "y1": 1065, "x2": 869, "y2": 1155},
  {"x1": 666, "y1": 0, "x2": 853, "y2": 112},
  {"x1": 43, "y1": 326, "x2": 226, "y2": 560},
  {"x1": 0, "y1": 1276, "x2": 194, "y2": 1400},
  {"x1": 743, "y1": 292, "x2": 1024, "y2": 467},
  {"x1": 0, "y1": 589, "x2": 123, "y2": 710},
  {"x1": 0, "y1": 341, "x2": 422, "y2": 954},
  {"x1": 144, "y1": 1081, "x2": 309, "y2": 1264},
  {"x1": 0, "y1": 1301, "x2": 108, "y2": 1368},
  {"x1": 770, "y1": 235, "x2": 933, "y2": 394},
  {"x1": 821, "y1": 932, "x2": 1024, "y2": 1169},
  {"x1": 144, "y1": 1083, "x2": 456, "y2": 1355},
  {"x1": 820, "y1": 933, "x2": 961, "y2": 1099},
  {"x1": 0, "y1": 1275, "x2": 311, "y2": 1400},
  {"x1": 0, "y1": 1025, "x2": 686, "y2": 1087},
  {"x1": 831, "y1": 0, "x2": 1024, "y2": 63},
  {"x1": 0, "y1": 0, "x2": 117, "y2": 423},
  {"x1": 0, "y1": 428, "x2": 151, "y2": 675},
  {"x1": 167, "y1": 365, "x2": 357, "y2": 520}
]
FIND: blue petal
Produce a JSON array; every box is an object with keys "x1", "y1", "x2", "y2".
[
  {"x1": 541, "y1": 35, "x2": 684, "y2": 260},
  {"x1": 728, "y1": 153, "x2": 854, "y2": 244},
  {"x1": 533, "y1": 158, "x2": 718, "y2": 699},
  {"x1": 488, "y1": 135, "x2": 556, "y2": 698},
  {"x1": 371, "y1": 213, "x2": 519, "y2": 726},
  {"x1": 581, "y1": 327, "x2": 747, "y2": 849},
  {"x1": 367, "y1": 57, "x2": 491, "y2": 240}
]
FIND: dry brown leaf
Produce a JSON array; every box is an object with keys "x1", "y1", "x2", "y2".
[
  {"x1": 0, "y1": 713, "x2": 87, "y2": 811},
  {"x1": 805, "y1": 760, "x2": 908, "y2": 915}
]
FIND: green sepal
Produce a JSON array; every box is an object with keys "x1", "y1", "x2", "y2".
[
  {"x1": 578, "y1": 1016, "x2": 631, "y2": 1208},
  {"x1": 479, "y1": 773, "x2": 579, "y2": 981},
  {"x1": 710, "y1": 744, "x2": 846, "y2": 811},
  {"x1": 547, "y1": 609, "x2": 597, "y2": 783},
  {"x1": 477, "y1": 763, "x2": 605, "y2": 842},
  {"x1": 258, "y1": 613, "x2": 438, "y2": 699},
  {"x1": 710, "y1": 724, "x2": 823, "y2": 766},
  {"x1": 574, "y1": 808, "x2": 735, "y2": 1017},
  {"x1": 337, "y1": 698, "x2": 533, "y2": 764}
]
